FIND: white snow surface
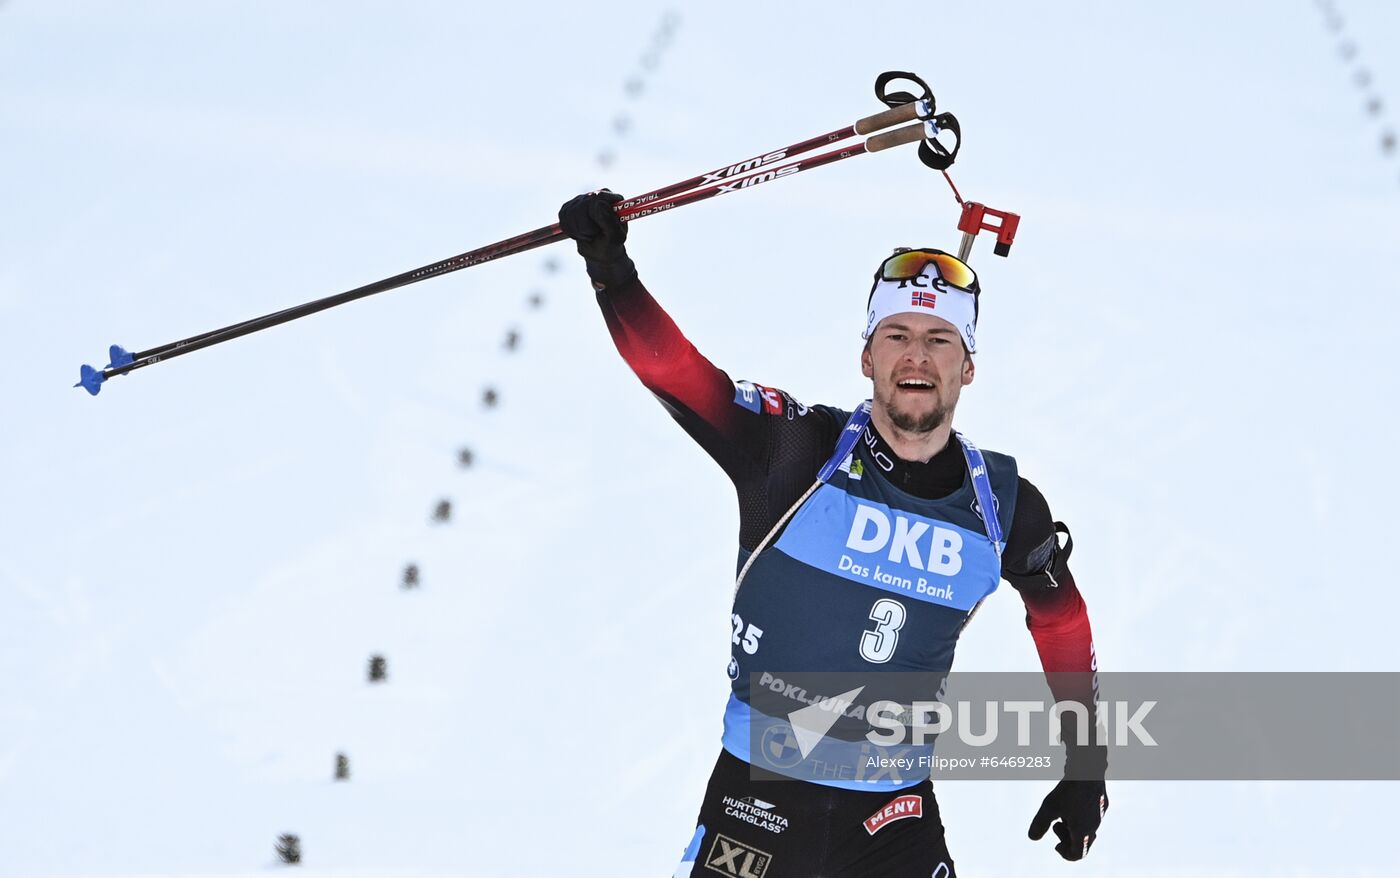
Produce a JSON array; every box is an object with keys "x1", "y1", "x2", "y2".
[{"x1": 2, "y1": 1, "x2": 1398, "y2": 876}]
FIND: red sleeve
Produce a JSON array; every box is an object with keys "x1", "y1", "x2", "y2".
[
  {"x1": 595, "y1": 276, "x2": 741, "y2": 434},
  {"x1": 1020, "y1": 569, "x2": 1096, "y2": 675},
  {"x1": 1018, "y1": 569, "x2": 1102, "y2": 754},
  {"x1": 1003, "y1": 481, "x2": 1098, "y2": 704},
  {"x1": 596, "y1": 276, "x2": 799, "y2": 485},
  {"x1": 593, "y1": 275, "x2": 844, "y2": 552}
]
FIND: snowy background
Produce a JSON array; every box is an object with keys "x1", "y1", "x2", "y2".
[{"x1": 3, "y1": 1, "x2": 1398, "y2": 876}]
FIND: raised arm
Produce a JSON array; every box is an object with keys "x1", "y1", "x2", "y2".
[{"x1": 558, "y1": 191, "x2": 834, "y2": 495}]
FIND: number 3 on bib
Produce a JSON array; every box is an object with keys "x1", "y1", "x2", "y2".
[{"x1": 860, "y1": 598, "x2": 907, "y2": 663}]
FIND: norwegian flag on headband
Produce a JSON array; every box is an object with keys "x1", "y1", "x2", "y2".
[{"x1": 911, "y1": 290, "x2": 937, "y2": 309}]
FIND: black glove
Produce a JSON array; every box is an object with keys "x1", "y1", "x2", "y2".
[
  {"x1": 557, "y1": 189, "x2": 636, "y2": 290},
  {"x1": 1028, "y1": 778, "x2": 1108, "y2": 861}
]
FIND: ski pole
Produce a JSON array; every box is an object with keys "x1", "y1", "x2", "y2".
[
  {"x1": 617, "y1": 120, "x2": 937, "y2": 223},
  {"x1": 614, "y1": 97, "x2": 931, "y2": 212},
  {"x1": 76, "y1": 96, "x2": 947, "y2": 395},
  {"x1": 118, "y1": 97, "x2": 933, "y2": 367},
  {"x1": 82, "y1": 98, "x2": 934, "y2": 392}
]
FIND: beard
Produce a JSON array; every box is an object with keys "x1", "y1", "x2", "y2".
[{"x1": 877, "y1": 383, "x2": 952, "y2": 434}]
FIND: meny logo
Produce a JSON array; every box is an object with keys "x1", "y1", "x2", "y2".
[{"x1": 863, "y1": 794, "x2": 923, "y2": 835}]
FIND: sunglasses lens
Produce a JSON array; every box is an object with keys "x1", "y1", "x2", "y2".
[{"x1": 881, "y1": 251, "x2": 976, "y2": 291}]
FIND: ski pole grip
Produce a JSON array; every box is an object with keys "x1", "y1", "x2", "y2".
[
  {"x1": 865, "y1": 121, "x2": 930, "y2": 153},
  {"x1": 853, "y1": 101, "x2": 920, "y2": 135}
]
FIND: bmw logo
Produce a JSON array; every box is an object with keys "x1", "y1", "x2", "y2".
[{"x1": 759, "y1": 722, "x2": 805, "y2": 769}]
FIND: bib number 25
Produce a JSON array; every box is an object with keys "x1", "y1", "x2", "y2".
[
  {"x1": 731, "y1": 614, "x2": 764, "y2": 655},
  {"x1": 860, "y1": 598, "x2": 907, "y2": 663}
]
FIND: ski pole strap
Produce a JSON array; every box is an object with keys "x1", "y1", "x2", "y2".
[
  {"x1": 873, "y1": 70, "x2": 961, "y2": 169},
  {"x1": 954, "y1": 432, "x2": 1004, "y2": 556},
  {"x1": 875, "y1": 70, "x2": 936, "y2": 110},
  {"x1": 918, "y1": 113, "x2": 961, "y2": 170},
  {"x1": 817, "y1": 401, "x2": 874, "y2": 482}
]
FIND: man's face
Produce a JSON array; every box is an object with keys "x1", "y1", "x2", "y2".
[{"x1": 861, "y1": 312, "x2": 974, "y2": 434}]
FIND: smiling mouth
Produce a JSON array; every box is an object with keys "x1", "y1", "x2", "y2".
[{"x1": 895, "y1": 378, "x2": 936, "y2": 392}]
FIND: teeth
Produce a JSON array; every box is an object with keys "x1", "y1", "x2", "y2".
[{"x1": 899, "y1": 380, "x2": 933, "y2": 387}]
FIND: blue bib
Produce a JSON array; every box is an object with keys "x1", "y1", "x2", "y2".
[{"x1": 721, "y1": 403, "x2": 1019, "y2": 790}]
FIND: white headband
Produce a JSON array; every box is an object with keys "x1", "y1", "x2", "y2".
[{"x1": 863, "y1": 264, "x2": 978, "y2": 353}]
